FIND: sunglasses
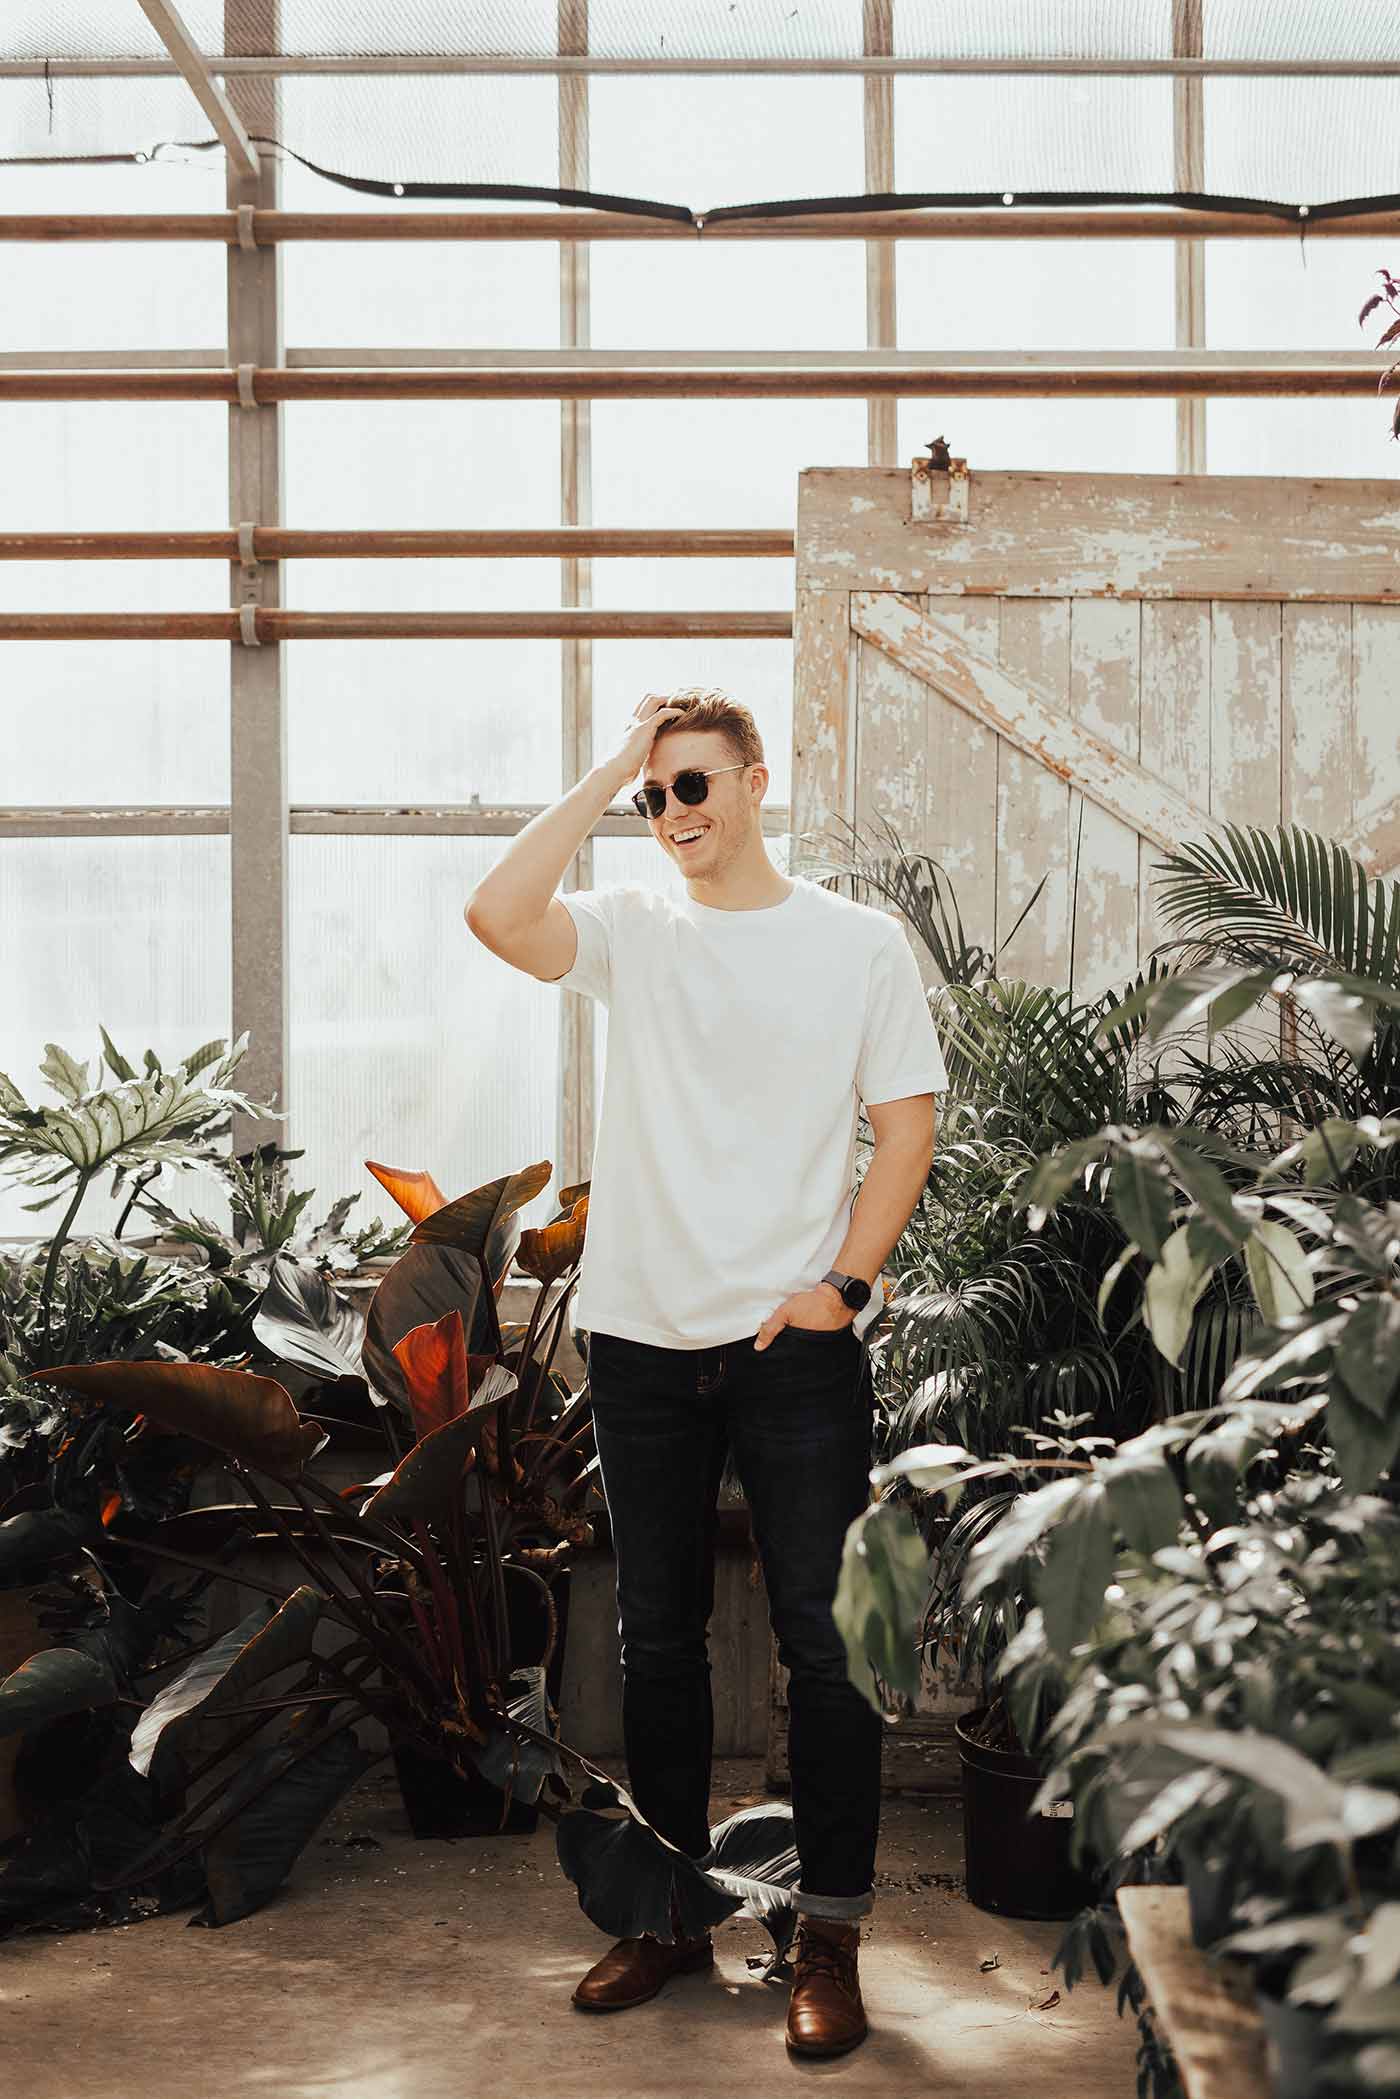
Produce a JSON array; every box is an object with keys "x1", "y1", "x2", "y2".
[{"x1": 630, "y1": 761, "x2": 749, "y2": 821}]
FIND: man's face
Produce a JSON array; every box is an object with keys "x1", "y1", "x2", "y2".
[{"x1": 642, "y1": 729, "x2": 763, "y2": 879}]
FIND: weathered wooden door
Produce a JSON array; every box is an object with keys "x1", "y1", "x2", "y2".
[{"x1": 792, "y1": 467, "x2": 1400, "y2": 998}]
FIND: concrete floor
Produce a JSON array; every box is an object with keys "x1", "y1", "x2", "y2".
[{"x1": 0, "y1": 1759, "x2": 1138, "y2": 2099}]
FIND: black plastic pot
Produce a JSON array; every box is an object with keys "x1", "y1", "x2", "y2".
[{"x1": 955, "y1": 1706, "x2": 1095, "y2": 1920}]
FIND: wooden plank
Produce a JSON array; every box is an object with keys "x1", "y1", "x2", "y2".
[
  {"x1": 923, "y1": 597, "x2": 1000, "y2": 974},
  {"x1": 791, "y1": 589, "x2": 853, "y2": 861},
  {"x1": 851, "y1": 593, "x2": 1210, "y2": 853},
  {"x1": 1211, "y1": 602, "x2": 1284, "y2": 1059},
  {"x1": 1118, "y1": 1887, "x2": 1271, "y2": 2099},
  {"x1": 853, "y1": 594, "x2": 932, "y2": 866},
  {"x1": 1068, "y1": 598, "x2": 1142, "y2": 997},
  {"x1": 996, "y1": 599, "x2": 1072, "y2": 983},
  {"x1": 797, "y1": 468, "x2": 1400, "y2": 601},
  {"x1": 1282, "y1": 606, "x2": 1354, "y2": 838},
  {"x1": 1139, "y1": 602, "x2": 1213, "y2": 967},
  {"x1": 1352, "y1": 605, "x2": 1400, "y2": 828}
]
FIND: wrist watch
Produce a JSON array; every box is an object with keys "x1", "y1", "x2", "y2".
[{"x1": 820, "y1": 1268, "x2": 872, "y2": 1312}]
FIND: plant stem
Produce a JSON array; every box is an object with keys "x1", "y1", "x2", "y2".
[{"x1": 38, "y1": 1171, "x2": 92, "y2": 1357}]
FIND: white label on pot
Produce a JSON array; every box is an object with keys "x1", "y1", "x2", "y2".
[{"x1": 1040, "y1": 1800, "x2": 1074, "y2": 1819}]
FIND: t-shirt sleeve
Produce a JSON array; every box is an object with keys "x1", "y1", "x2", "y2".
[
  {"x1": 550, "y1": 888, "x2": 616, "y2": 1004},
  {"x1": 857, "y1": 924, "x2": 950, "y2": 1105}
]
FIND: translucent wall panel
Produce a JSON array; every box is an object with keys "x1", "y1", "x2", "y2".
[
  {"x1": 899, "y1": 240, "x2": 1172, "y2": 352},
  {"x1": 590, "y1": 76, "x2": 864, "y2": 215},
  {"x1": 279, "y1": 149, "x2": 558, "y2": 348},
  {"x1": 0, "y1": 159, "x2": 226, "y2": 351},
  {"x1": 284, "y1": 403, "x2": 562, "y2": 801},
  {"x1": 0, "y1": 396, "x2": 229, "y2": 802},
  {"x1": 592, "y1": 400, "x2": 866, "y2": 527},
  {"x1": 290, "y1": 837, "x2": 562, "y2": 1233},
  {"x1": 592, "y1": 242, "x2": 866, "y2": 353},
  {"x1": 0, "y1": 838, "x2": 231, "y2": 1238},
  {"x1": 895, "y1": 397, "x2": 1175, "y2": 474},
  {"x1": 1206, "y1": 237, "x2": 1400, "y2": 476}
]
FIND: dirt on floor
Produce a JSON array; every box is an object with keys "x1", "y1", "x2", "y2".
[{"x1": 0, "y1": 1758, "x2": 1139, "y2": 2099}]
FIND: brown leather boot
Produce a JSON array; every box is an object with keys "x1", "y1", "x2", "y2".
[
  {"x1": 785, "y1": 1918, "x2": 868, "y2": 2057},
  {"x1": 571, "y1": 1931, "x2": 714, "y2": 2012}
]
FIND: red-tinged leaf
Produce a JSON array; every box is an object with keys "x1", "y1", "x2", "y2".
[
  {"x1": 362, "y1": 1363, "x2": 517, "y2": 1525},
  {"x1": 362, "y1": 1243, "x2": 491, "y2": 1410},
  {"x1": 1377, "y1": 316, "x2": 1400, "y2": 348},
  {"x1": 365, "y1": 1159, "x2": 449, "y2": 1225},
  {"x1": 28, "y1": 1361, "x2": 324, "y2": 1477},
  {"x1": 408, "y1": 1163, "x2": 553, "y2": 1288},
  {"x1": 515, "y1": 1195, "x2": 589, "y2": 1284},
  {"x1": 391, "y1": 1307, "x2": 482, "y2": 1439},
  {"x1": 1360, "y1": 291, "x2": 1385, "y2": 327}
]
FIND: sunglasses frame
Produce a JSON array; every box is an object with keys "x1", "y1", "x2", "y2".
[{"x1": 630, "y1": 761, "x2": 750, "y2": 822}]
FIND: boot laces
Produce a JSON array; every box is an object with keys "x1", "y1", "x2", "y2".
[{"x1": 793, "y1": 1926, "x2": 857, "y2": 1988}]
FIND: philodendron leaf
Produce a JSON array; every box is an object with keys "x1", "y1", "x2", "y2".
[
  {"x1": 28, "y1": 1361, "x2": 325, "y2": 1477},
  {"x1": 361, "y1": 1363, "x2": 516, "y2": 1524},
  {"x1": 1143, "y1": 1225, "x2": 1217, "y2": 1367},
  {"x1": 703, "y1": 1801, "x2": 803, "y2": 1964},
  {"x1": 409, "y1": 1163, "x2": 553, "y2": 1286},
  {"x1": 831, "y1": 1499, "x2": 930, "y2": 1713},
  {"x1": 40, "y1": 1043, "x2": 91, "y2": 1103},
  {"x1": 515, "y1": 1196, "x2": 589, "y2": 1285},
  {"x1": 1033, "y1": 1480, "x2": 1116, "y2": 1656},
  {"x1": 0, "y1": 1505, "x2": 96, "y2": 1588},
  {"x1": 253, "y1": 1257, "x2": 363, "y2": 1383},
  {"x1": 365, "y1": 1159, "x2": 449, "y2": 1225},
  {"x1": 362, "y1": 1243, "x2": 492, "y2": 1410},
  {"x1": 131, "y1": 1587, "x2": 324, "y2": 1783},
  {"x1": 469, "y1": 1666, "x2": 560, "y2": 1805},
  {"x1": 1244, "y1": 1220, "x2": 1315, "y2": 1325},
  {"x1": 0, "y1": 1648, "x2": 119, "y2": 1738},
  {"x1": 556, "y1": 1806, "x2": 742, "y2": 1946},
  {"x1": 193, "y1": 1722, "x2": 373, "y2": 1928}
]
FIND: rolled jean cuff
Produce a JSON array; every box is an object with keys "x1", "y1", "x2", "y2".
[{"x1": 793, "y1": 1886, "x2": 874, "y2": 1922}]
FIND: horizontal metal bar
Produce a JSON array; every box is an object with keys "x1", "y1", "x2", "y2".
[
  {"x1": 0, "y1": 527, "x2": 794, "y2": 560},
  {"x1": 4, "y1": 55, "x2": 1400, "y2": 77},
  {"x1": 0, "y1": 349, "x2": 227, "y2": 368},
  {"x1": 0, "y1": 803, "x2": 791, "y2": 838},
  {"x1": 0, "y1": 610, "x2": 794, "y2": 639},
  {"x1": 5, "y1": 209, "x2": 1400, "y2": 243},
  {"x1": 0, "y1": 365, "x2": 1387, "y2": 402},
  {"x1": 288, "y1": 346, "x2": 1395, "y2": 370}
]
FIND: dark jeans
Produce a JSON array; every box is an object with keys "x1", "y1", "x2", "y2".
[{"x1": 586, "y1": 1322, "x2": 883, "y2": 1920}]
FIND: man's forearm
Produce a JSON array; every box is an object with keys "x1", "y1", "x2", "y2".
[
  {"x1": 466, "y1": 757, "x2": 631, "y2": 930},
  {"x1": 831, "y1": 1130, "x2": 934, "y2": 1287}
]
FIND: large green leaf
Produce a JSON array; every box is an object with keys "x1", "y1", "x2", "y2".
[
  {"x1": 703, "y1": 1801, "x2": 803, "y2": 1964},
  {"x1": 1033, "y1": 1480, "x2": 1116, "y2": 1655},
  {"x1": 1334, "y1": 1298, "x2": 1400, "y2": 1421},
  {"x1": 0, "y1": 1505, "x2": 95, "y2": 1588},
  {"x1": 831, "y1": 1500, "x2": 930, "y2": 1713},
  {"x1": 1327, "y1": 1384, "x2": 1400, "y2": 1496},
  {"x1": 962, "y1": 1476, "x2": 1084, "y2": 1602},
  {"x1": 28, "y1": 1361, "x2": 325, "y2": 1477},
  {"x1": 1111, "y1": 1724, "x2": 1400, "y2": 1853},
  {"x1": 1109, "y1": 1147, "x2": 1173, "y2": 1262},
  {"x1": 556, "y1": 1805, "x2": 742, "y2": 1946}
]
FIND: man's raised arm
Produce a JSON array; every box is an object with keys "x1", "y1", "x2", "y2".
[{"x1": 464, "y1": 694, "x2": 683, "y2": 982}]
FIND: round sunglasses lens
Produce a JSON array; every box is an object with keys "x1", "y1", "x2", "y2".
[{"x1": 675, "y1": 773, "x2": 708, "y2": 804}]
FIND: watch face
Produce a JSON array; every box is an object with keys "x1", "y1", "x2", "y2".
[{"x1": 842, "y1": 1277, "x2": 872, "y2": 1310}]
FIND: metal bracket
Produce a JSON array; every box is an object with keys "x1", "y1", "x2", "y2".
[
  {"x1": 236, "y1": 362, "x2": 258, "y2": 409},
  {"x1": 238, "y1": 604, "x2": 261, "y2": 647},
  {"x1": 236, "y1": 203, "x2": 257, "y2": 251},
  {"x1": 911, "y1": 451, "x2": 970, "y2": 524}
]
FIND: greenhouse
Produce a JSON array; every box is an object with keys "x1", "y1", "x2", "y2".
[{"x1": 3, "y1": 6, "x2": 1400, "y2": 2097}]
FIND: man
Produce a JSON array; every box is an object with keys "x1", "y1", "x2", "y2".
[{"x1": 465, "y1": 687, "x2": 946, "y2": 2058}]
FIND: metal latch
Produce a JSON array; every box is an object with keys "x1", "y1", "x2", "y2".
[{"x1": 911, "y1": 437, "x2": 969, "y2": 523}]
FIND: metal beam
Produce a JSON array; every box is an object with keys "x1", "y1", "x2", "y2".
[
  {"x1": 8, "y1": 55, "x2": 1400, "y2": 77},
  {"x1": 0, "y1": 803, "x2": 793, "y2": 839},
  {"x1": 1173, "y1": 0, "x2": 1207, "y2": 475},
  {"x1": 133, "y1": 0, "x2": 261, "y2": 179},
  {"x1": 863, "y1": 0, "x2": 897, "y2": 468}
]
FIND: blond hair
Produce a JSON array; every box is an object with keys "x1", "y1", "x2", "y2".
[{"x1": 650, "y1": 687, "x2": 765, "y2": 771}]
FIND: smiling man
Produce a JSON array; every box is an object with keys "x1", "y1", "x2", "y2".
[{"x1": 465, "y1": 687, "x2": 947, "y2": 2057}]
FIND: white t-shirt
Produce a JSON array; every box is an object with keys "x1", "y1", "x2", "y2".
[{"x1": 552, "y1": 872, "x2": 949, "y2": 1350}]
